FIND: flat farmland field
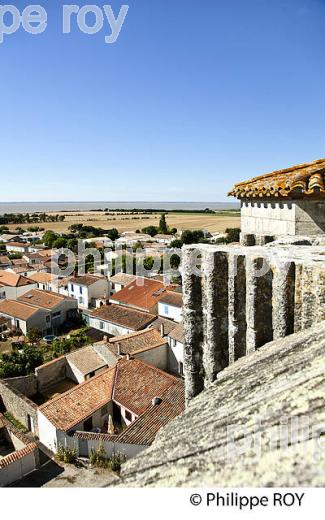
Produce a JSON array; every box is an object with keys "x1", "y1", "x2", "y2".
[{"x1": 7, "y1": 211, "x2": 240, "y2": 234}]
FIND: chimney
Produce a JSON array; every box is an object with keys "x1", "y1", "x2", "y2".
[
  {"x1": 103, "y1": 335, "x2": 108, "y2": 343},
  {"x1": 160, "y1": 323, "x2": 164, "y2": 337},
  {"x1": 126, "y1": 353, "x2": 131, "y2": 361},
  {"x1": 152, "y1": 396, "x2": 162, "y2": 406},
  {"x1": 117, "y1": 343, "x2": 122, "y2": 355}
]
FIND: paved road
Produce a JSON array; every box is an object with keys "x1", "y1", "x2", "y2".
[{"x1": 10, "y1": 459, "x2": 119, "y2": 488}]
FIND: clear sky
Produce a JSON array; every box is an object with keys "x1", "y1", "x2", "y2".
[{"x1": 1, "y1": 0, "x2": 325, "y2": 202}]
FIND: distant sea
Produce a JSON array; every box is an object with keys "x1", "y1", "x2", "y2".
[{"x1": 0, "y1": 201, "x2": 239, "y2": 214}]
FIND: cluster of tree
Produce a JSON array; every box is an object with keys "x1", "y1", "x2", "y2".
[
  {"x1": 47, "y1": 330, "x2": 89, "y2": 359},
  {"x1": 214, "y1": 228, "x2": 241, "y2": 244},
  {"x1": 142, "y1": 214, "x2": 177, "y2": 237},
  {"x1": 0, "y1": 344, "x2": 43, "y2": 378},
  {"x1": 111, "y1": 251, "x2": 181, "y2": 275},
  {"x1": 169, "y1": 229, "x2": 208, "y2": 248},
  {"x1": 102, "y1": 208, "x2": 215, "y2": 214},
  {"x1": 26, "y1": 226, "x2": 45, "y2": 232},
  {"x1": 0, "y1": 329, "x2": 90, "y2": 378},
  {"x1": 42, "y1": 226, "x2": 120, "y2": 250},
  {"x1": 68, "y1": 224, "x2": 120, "y2": 241},
  {"x1": 0, "y1": 213, "x2": 65, "y2": 225}
]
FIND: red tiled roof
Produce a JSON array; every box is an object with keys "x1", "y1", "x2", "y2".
[
  {"x1": 39, "y1": 367, "x2": 116, "y2": 431},
  {"x1": 40, "y1": 359, "x2": 182, "y2": 433},
  {"x1": 0, "y1": 271, "x2": 35, "y2": 288},
  {"x1": 113, "y1": 358, "x2": 179, "y2": 416},
  {"x1": 158, "y1": 291, "x2": 183, "y2": 308},
  {"x1": 110, "y1": 277, "x2": 172, "y2": 312},
  {"x1": 229, "y1": 158, "x2": 325, "y2": 199},
  {"x1": 18, "y1": 289, "x2": 75, "y2": 309},
  {"x1": 0, "y1": 413, "x2": 38, "y2": 468},
  {"x1": 114, "y1": 382, "x2": 184, "y2": 445},
  {"x1": 90, "y1": 304, "x2": 156, "y2": 331},
  {"x1": 68, "y1": 275, "x2": 104, "y2": 287},
  {"x1": 0, "y1": 300, "x2": 40, "y2": 320},
  {"x1": 109, "y1": 328, "x2": 167, "y2": 355},
  {"x1": 73, "y1": 381, "x2": 184, "y2": 446}
]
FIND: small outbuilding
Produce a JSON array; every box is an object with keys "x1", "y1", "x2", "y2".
[{"x1": 229, "y1": 158, "x2": 325, "y2": 245}]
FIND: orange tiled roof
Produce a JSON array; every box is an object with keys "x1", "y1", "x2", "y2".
[
  {"x1": 113, "y1": 358, "x2": 179, "y2": 416},
  {"x1": 72, "y1": 381, "x2": 185, "y2": 446},
  {"x1": 158, "y1": 291, "x2": 183, "y2": 308},
  {"x1": 0, "y1": 271, "x2": 35, "y2": 288},
  {"x1": 113, "y1": 381, "x2": 185, "y2": 445},
  {"x1": 28, "y1": 272, "x2": 56, "y2": 284},
  {"x1": 18, "y1": 289, "x2": 75, "y2": 309},
  {"x1": 68, "y1": 274, "x2": 104, "y2": 287},
  {"x1": 109, "y1": 328, "x2": 167, "y2": 355},
  {"x1": 228, "y1": 158, "x2": 325, "y2": 199},
  {"x1": 90, "y1": 304, "x2": 156, "y2": 331},
  {"x1": 40, "y1": 359, "x2": 181, "y2": 432},
  {"x1": 0, "y1": 299, "x2": 40, "y2": 320},
  {"x1": 110, "y1": 277, "x2": 172, "y2": 312},
  {"x1": 0, "y1": 413, "x2": 38, "y2": 468},
  {"x1": 39, "y1": 367, "x2": 116, "y2": 431}
]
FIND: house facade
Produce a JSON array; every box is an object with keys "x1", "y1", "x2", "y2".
[
  {"x1": 67, "y1": 275, "x2": 110, "y2": 309},
  {"x1": 157, "y1": 291, "x2": 183, "y2": 323},
  {"x1": 0, "y1": 272, "x2": 37, "y2": 301},
  {"x1": 87, "y1": 304, "x2": 156, "y2": 336}
]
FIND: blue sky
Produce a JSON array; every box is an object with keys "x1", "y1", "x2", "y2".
[{"x1": 1, "y1": 0, "x2": 325, "y2": 202}]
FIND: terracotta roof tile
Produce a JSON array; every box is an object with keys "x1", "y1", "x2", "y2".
[
  {"x1": 158, "y1": 291, "x2": 183, "y2": 308},
  {"x1": 110, "y1": 277, "x2": 172, "y2": 312},
  {"x1": 69, "y1": 275, "x2": 105, "y2": 287},
  {"x1": 113, "y1": 359, "x2": 179, "y2": 416},
  {"x1": 28, "y1": 272, "x2": 56, "y2": 284},
  {"x1": 109, "y1": 328, "x2": 167, "y2": 355},
  {"x1": 0, "y1": 300, "x2": 40, "y2": 320},
  {"x1": 229, "y1": 158, "x2": 325, "y2": 199},
  {"x1": 90, "y1": 304, "x2": 156, "y2": 331},
  {"x1": 73, "y1": 382, "x2": 184, "y2": 446},
  {"x1": 114, "y1": 382, "x2": 184, "y2": 445},
  {"x1": 18, "y1": 289, "x2": 75, "y2": 309},
  {"x1": 0, "y1": 271, "x2": 35, "y2": 288},
  {"x1": 67, "y1": 345, "x2": 107, "y2": 375},
  {"x1": 39, "y1": 367, "x2": 116, "y2": 431},
  {"x1": 168, "y1": 322, "x2": 185, "y2": 343},
  {"x1": 109, "y1": 273, "x2": 137, "y2": 286}
]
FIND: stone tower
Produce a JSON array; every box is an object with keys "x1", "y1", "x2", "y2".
[{"x1": 228, "y1": 158, "x2": 325, "y2": 245}]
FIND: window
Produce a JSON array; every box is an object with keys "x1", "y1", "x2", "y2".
[
  {"x1": 84, "y1": 417, "x2": 93, "y2": 431},
  {"x1": 79, "y1": 286, "x2": 83, "y2": 294},
  {"x1": 125, "y1": 410, "x2": 132, "y2": 422},
  {"x1": 46, "y1": 315, "x2": 51, "y2": 323},
  {"x1": 79, "y1": 297, "x2": 83, "y2": 304},
  {"x1": 53, "y1": 311, "x2": 61, "y2": 318},
  {"x1": 70, "y1": 284, "x2": 74, "y2": 292},
  {"x1": 164, "y1": 305, "x2": 169, "y2": 315},
  {"x1": 99, "y1": 321, "x2": 104, "y2": 330},
  {"x1": 179, "y1": 362, "x2": 184, "y2": 377}
]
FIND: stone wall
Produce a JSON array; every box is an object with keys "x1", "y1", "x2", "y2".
[
  {"x1": 118, "y1": 322, "x2": 325, "y2": 487},
  {"x1": 0, "y1": 380, "x2": 39, "y2": 435},
  {"x1": 182, "y1": 242, "x2": 325, "y2": 403},
  {"x1": 240, "y1": 199, "x2": 325, "y2": 244},
  {"x1": 35, "y1": 356, "x2": 67, "y2": 391}
]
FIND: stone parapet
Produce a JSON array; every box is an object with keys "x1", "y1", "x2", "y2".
[{"x1": 182, "y1": 243, "x2": 325, "y2": 403}]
